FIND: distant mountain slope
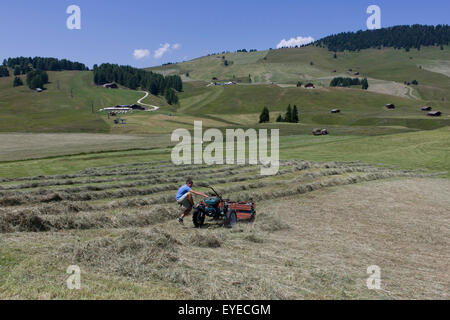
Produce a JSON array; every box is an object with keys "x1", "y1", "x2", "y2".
[
  {"x1": 317, "y1": 25, "x2": 450, "y2": 52},
  {"x1": 148, "y1": 45, "x2": 450, "y2": 101}
]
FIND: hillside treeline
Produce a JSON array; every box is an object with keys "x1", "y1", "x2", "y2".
[
  {"x1": 93, "y1": 64, "x2": 183, "y2": 95},
  {"x1": 3, "y1": 57, "x2": 89, "y2": 73},
  {"x1": 27, "y1": 70, "x2": 49, "y2": 90},
  {"x1": 330, "y1": 77, "x2": 369, "y2": 90},
  {"x1": 0, "y1": 66, "x2": 9, "y2": 77},
  {"x1": 317, "y1": 25, "x2": 450, "y2": 52}
]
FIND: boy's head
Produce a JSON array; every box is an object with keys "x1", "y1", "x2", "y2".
[{"x1": 186, "y1": 178, "x2": 193, "y2": 188}]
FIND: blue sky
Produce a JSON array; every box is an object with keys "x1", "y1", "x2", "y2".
[{"x1": 0, "y1": 0, "x2": 448, "y2": 68}]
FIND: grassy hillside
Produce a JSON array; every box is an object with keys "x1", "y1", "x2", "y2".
[
  {"x1": 149, "y1": 45, "x2": 450, "y2": 102},
  {"x1": 0, "y1": 71, "x2": 143, "y2": 133},
  {"x1": 1, "y1": 45, "x2": 449, "y2": 134},
  {"x1": 177, "y1": 82, "x2": 450, "y2": 132}
]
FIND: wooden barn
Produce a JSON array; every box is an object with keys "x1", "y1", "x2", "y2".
[
  {"x1": 331, "y1": 109, "x2": 341, "y2": 114},
  {"x1": 313, "y1": 128, "x2": 329, "y2": 136},
  {"x1": 304, "y1": 83, "x2": 315, "y2": 89},
  {"x1": 103, "y1": 83, "x2": 118, "y2": 89},
  {"x1": 421, "y1": 106, "x2": 432, "y2": 111},
  {"x1": 386, "y1": 104, "x2": 396, "y2": 109},
  {"x1": 428, "y1": 111, "x2": 442, "y2": 117}
]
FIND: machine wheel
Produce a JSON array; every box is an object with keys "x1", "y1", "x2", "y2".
[
  {"x1": 193, "y1": 208, "x2": 205, "y2": 228},
  {"x1": 225, "y1": 209, "x2": 237, "y2": 228}
]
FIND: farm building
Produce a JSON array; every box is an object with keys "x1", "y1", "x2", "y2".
[
  {"x1": 313, "y1": 128, "x2": 329, "y2": 136},
  {"x1": 354, "y1": 72, "x2": 360, "y2": 76},
  {"x1": 386, "y1": 104, "x2": 396, "y2": 109},
  {"x1": 35, "y1": 88, "x2": 43, "y2": 92},
  {"x1": 129, "y1": 104, "x2": 146, "y2": 110},
  {"x1": 103, "y1": 83, "x2": 118, "y2": 89},
  {"x1": 428, "y1": 111, "x2": 442, "y2": 117},
  {"x1": 421, "y1": 106, "x2": 432, "y2": 111},
  {"x1": 304, "y1": 83, "x2": 315, "y2": 89},
  {"x1": 331, "y1": 109, "x2": 341, "y2": 114},
  {"x1": 99, "y1": 106, "x2": 132, "y2": 112}
]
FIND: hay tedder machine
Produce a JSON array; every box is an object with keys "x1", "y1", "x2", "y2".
[{"x1": 193, "y1": 187, "x2": 256, "y2": 228}]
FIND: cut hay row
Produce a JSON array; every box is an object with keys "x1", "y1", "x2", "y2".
[
  {"x1": 0, "y1": 163, "x2": 217, "y2": 183},
  {"x1": 0, "y1": 160, "x2": 381, "y2": 191},
  {"x1": 0, "y1": 205, "x2": 177, "y2": 233},
  {"x1": 0, "y1": 165, "x2": 265, "y2": 195},
  {"x1": 0, "y1": 160, "x2": 385, "y2": 196},
  {"x1": 0, "y1": 168, "x2": 429, "y2": 233},
  {"x1": 0, "y1": 163, "x2": 286, "y2": 192},
  {"x1": 0, "y1": 164, "x2": 392, "y2": 207},
  {"x1": 0, "y1": 159, "x2": 371, "y2": 184}
]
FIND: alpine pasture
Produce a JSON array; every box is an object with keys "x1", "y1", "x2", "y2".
[{"x1": 0, "y1": 44, "x2": 449, "y2": 299}]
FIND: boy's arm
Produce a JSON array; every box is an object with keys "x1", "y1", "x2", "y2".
[{"x1": 191, "y1": 190, "x2": 209, "y2": 198}]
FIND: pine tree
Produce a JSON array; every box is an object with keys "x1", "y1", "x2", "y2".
[
  {"x1": 30, "y1": 77, "x2": 41, "y2": 89},
  {"x1": 285, "y1": 105, "x2": 293, "y2": 123},
  {"x1": 276, "y1": 115, "x2": 283, "y2": 122},
  {"x1": 361, "y1": 78, "x2": 369, "y2": 90},
  {"x1": 292, "y1": 105, "x2": 299, "y2": 123},
  {"x1": 14, "y1": 66, "x2": 21, "y2": 76},
  {"x1": 165, "y1": 88, "x2": 179, "y2": 105},
  {"x1": 0, "y1": 66, "x2": 9, "y2": 77},
  {"x1": 13, "y1": 77, "x2": 23, "y2": 87},
  {"x1": 259, "y1": 107, "x2": 270, "y2": 123}
]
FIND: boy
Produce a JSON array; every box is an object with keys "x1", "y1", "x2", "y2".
[{"x1": 176, "y1": 178, "x2": 209, "y2": 225}]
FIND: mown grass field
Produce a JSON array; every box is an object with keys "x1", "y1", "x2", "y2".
[{"x1": 1, "y1": 159, "x2": 448, "y2": 299}]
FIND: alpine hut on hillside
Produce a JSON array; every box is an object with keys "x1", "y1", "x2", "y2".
[
  {"x1": 421, "y1": 106, "x2": 432, "y2": 111},
  {"x1": 304, "y1": 83, "x2": 315, "y2": 89},
  {"x1": 428, "y1": 111, "x2": 442, "y2": 117},
  {"x1": 103, "y1": 83, "x2": 118, "y2": 89},
  {"x1": 386, "y1": 104, "x2": 396, "y2": 109},
  {"x1": 331, "y1": 109, "x2": 341, "y2": 114}
]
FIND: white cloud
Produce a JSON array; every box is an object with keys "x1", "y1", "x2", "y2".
[
  {"x1": 133, "y1": 49, "x2": 150, "y2": 60},
  {"x1": 153, "y1": 43, "x2": 182, "y2": 59},
  {"x1": 276, "y1": 36, "x2": 315, "y2": 49},
  {"x1": 154, "y1": 43, "x2": 171, "y2": 59}
]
